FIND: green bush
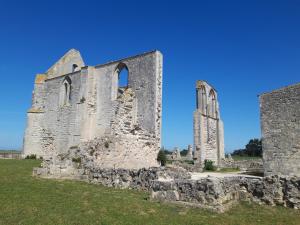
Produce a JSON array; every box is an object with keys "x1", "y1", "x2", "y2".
[
  {"x1": 25, "y1": 154, "x2": 37, "y2": 160},
  {"x1": 157, "y1": 150, "x2": 167, "y2": 166},
  {"x1": 72, "y1": 157, "x2": 81, "y2": 163},
  {"x1": 204, "y1": 159, "x2": 216, "y2": 171}
]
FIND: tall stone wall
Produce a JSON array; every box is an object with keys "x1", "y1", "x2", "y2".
[
  {"x1": 193, "y1": 81, "x2": 224, "y2": 165},
  {"x1": 23, "y1": 49, "x2": 163, "y2": 170},
  {"x1": 260, "y1": 83, "x2": 300, "y2": 176}
]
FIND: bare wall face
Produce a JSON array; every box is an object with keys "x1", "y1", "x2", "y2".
[{"x1": 23, "y1": 50, "x2": 163, "y2": 170}]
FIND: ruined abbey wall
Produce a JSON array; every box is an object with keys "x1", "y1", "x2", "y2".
[
  {"x1": 23, "y1": 49, "x2": 163, "y2": 170},
  {"x1": 193, "y1": 81, "x2": 225, "y2": 165},
  {"x1": 260, "y1": 83, "x2": 300, "y2": 176}
]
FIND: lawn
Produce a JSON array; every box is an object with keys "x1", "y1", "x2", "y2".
[{"x1": 0, "y1": 159, "x2": 299, "y2": 225}]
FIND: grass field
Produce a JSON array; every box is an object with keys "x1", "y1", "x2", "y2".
[{"x1": 0, "y1": 159, "x2": 300, "y2": 225}]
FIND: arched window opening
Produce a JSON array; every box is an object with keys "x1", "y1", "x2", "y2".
[
  {"x1": 60, "y1": 76, "x2": 72, "y2": 106},
  {"x1": 112, "y1": 63, "x2": 129, "y2": 100},
  {"x1": 118, "y1": 65, "x2": 128, "y2": 88},
  {"x1": 198, "y1": 85, "x2": 207, "y2": 114},
  {"x1": 72, "y1": 64, "x2": 78, "y2": 72},
  {"x1": 209, "y1": 89, "x2": 216, "y2": 118}
]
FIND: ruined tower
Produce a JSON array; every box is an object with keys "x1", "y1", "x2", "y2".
[
  {"x1": 260, "y1": 82, "x2": 300, "y2": 176},
  {"x1": 193, "y1": 81, "x2": 224, "y2": 165},
  {"x1": 23, "y1": 49, "x2": 163, "y2": 171}
]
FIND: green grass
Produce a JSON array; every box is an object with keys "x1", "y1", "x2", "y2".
[
  {"x1": 0, "y1": 159, "x2": 300, "y2": 225},
  {"x1": 231, "y1": 155, "x2": 262, "y2": 161}
]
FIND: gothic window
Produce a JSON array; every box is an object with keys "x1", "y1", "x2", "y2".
[
  {"x1": 60, "y1": 76, "x2": 72, "y2": 106},
  {"x1": 112, "y1": 62, "x2": 129, "y2": 100},
  {"x1": 72, "y1": 64, "x2": 78, "y2": 72},
  {"x1": 209, "y1": 89, "x2": 216, "y2": 118},
  {"x1": 198, "y1": 85, "x2": 207, "y2": 114}
]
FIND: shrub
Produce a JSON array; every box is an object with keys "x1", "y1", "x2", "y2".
[
  {"x1": 72, "y1": 157, "x2": 81, "y2": 163},
  {"x1": 204, "y1": 160, "x2": 216, "y2": 171},
  {"x1": 180, "y1": 149, "x2": 188, "y2": 156},
  {"x1": 25, "y1": 154, "x2": 37, "y2": 160},
  {"x1": 157, "y1": 150, "x2": 167, "y2": 166}
]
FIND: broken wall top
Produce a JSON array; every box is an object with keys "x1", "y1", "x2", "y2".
[{"x1": 45, "y1": 49, "x2": 85, "y2": 79}]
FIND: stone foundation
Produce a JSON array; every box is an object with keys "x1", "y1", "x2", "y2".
[
  {"x1": 33, "y1": 165, "x2": 300, "y2": 212},
  {"x1": 220, "y1": 158, "x2": 263, "y2": 174}
]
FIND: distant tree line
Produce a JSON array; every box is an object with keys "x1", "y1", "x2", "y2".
[
  {"x1": 160, "y1": 147, "x2": 188, "y2": 156},
  {"x1": 232, "y1": 138, "x2": 262, "y2": 157}
]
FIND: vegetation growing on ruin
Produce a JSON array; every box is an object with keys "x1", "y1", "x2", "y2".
[
  {"x1": 0, "y1": 159, "x2": 300, "y2": 225},
  {"x1": 157, "y1": 150, "x2": 167, "y2": 166},
  {"x1": 203, "y1": 159, "x2": 216, "y2": 171}
]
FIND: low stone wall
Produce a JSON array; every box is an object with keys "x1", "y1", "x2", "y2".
[
  {"x1": 151, "y1": 175, "x2": 300, "y2": 212},
  {"x1": 33, "y1": 164, "x2": 300, "y2": 212},
  {"x1": 0, "y1": 152, "x2": 22, "y2": 159},
  {"x1": 220, "y1": 158, "x2": 263, "y2": 174}
]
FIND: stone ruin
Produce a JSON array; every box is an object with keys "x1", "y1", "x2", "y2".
[
  {"x1": 171, "y1": 147, "x2": 181, "y2": 160},
  {"x1": 24, "y1": 49, "x2": 300, "y2": 212},
  {"x1": 186, "y1": 144, "x2": 193, "y2": 160},
  {"x1": 260, "y1": 82, "x2": 300, "y2": 176},
  {"x1": 23, "y1": 49, "x2": 163, "y2": 173},
  {"x1": 193, "y1": 81, "x2": 225, "y2": 166}
]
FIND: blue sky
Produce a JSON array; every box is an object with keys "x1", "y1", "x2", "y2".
[{"x1": 0, "y1": 0, "x2": 299, "y2": 152}]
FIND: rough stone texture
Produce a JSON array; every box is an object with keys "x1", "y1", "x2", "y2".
[
  {"x1": 0, "y1": 152, "x2": 21, "y2": 159},
  {"x1": 193, "y1": 81, "x2": 225, "y2": 166},
  {"x1": 151, "y1": 175, "x2": 300, "y2": 212},
  {"x1": 23, "y1": 49, "x2": 163, "y2": 170},
  {"x1": 220, "y1": 158, "x2": 263, "y2": 174},
  {"x1": 33, "y1": 164, "x2": 300, "y2": 212},
  {"x1": 186, "y1": 145, "x2": 193, "y2": 160},
  {"x1": 260, "y1": 83, "x2": 300, "y2": 176},
  {"x1": 171, "y1": 147, "x2": 181, "y2": 160}
]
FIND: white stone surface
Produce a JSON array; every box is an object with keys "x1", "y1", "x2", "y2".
[
  {"x1": 193, "y1": 81, "x2": 225, "y2": 165},
  {"x1": 23, "y1": 49, "x2": 163, "y2": 170}
]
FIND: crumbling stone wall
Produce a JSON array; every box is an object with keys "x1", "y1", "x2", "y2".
[
  {"x1": 151, "y1": 175, "x2": 300, "y2": 212},
  {"x1": 23, "y1": 49, "x2": 163, "y2": 170},
  {"x1": 193, "y1": 81, "x2": 225, "y2": 166},
  {"x1": 260, "y1": 83, "x2": 300, "y2": 176},
  {"x1": 220, "y1": 158, "x2": 263, "y2": 174},
  {"x1": 33, "y1": 164, "x2": 300, "y2": 212}
]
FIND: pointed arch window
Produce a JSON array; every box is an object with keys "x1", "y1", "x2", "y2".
[
  {"x1": 60, "y1": 76, "x2": 72, "y2": 106},
  {"x1": 209, "y1": 89, "x2": 217, "y2": 118},
  {"x1": 112, "y1": 62, "x2": 129, "y2": 100},
  {"x1": 72, "y1": 64, "x2": 78, "y2": 72},
  {"x1": 197, "y1": 85, "x2": 207, "y2": 114}
]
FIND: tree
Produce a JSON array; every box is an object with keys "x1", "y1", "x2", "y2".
[
  {"x1": 245, "y1": 138, "x2": 262, "y2": 157},
  {"x1": 180, "y1": 149, "x2": 188, "y2": 156},
  {"x1": 232, "y1": 138, "x2": 262, "y2": 157},
  {"x1": 157, "y1": 150, "x2": 167, "y2": 166}
]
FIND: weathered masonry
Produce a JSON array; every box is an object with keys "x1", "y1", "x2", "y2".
[
  {"x1": 260, "y1": 83, "x2": 300, "y2": 176},
  {"x1": 23, "y1": 49, "x2": 163, "y2": 169},
  {"x1": 193, "y1": 81, "x2": 225, "y2": 165}
]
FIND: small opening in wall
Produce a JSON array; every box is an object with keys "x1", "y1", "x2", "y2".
[
  {"x1": 72, "y1": 64, "x2": 78, "y2": 72},
  {"x1": 60, "y1": 76, "x2": 72, "y2": 106},
  {"x1": 209, "y1": 89, "x2": 216, "y2": 118},
  {"x1": 64, "y1": 82, "x2": 68, "y2": 105}
]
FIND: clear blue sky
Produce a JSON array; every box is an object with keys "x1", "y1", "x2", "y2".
[{"x1": 0, "y1": 0, "x2": 299, "y2": 152}]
